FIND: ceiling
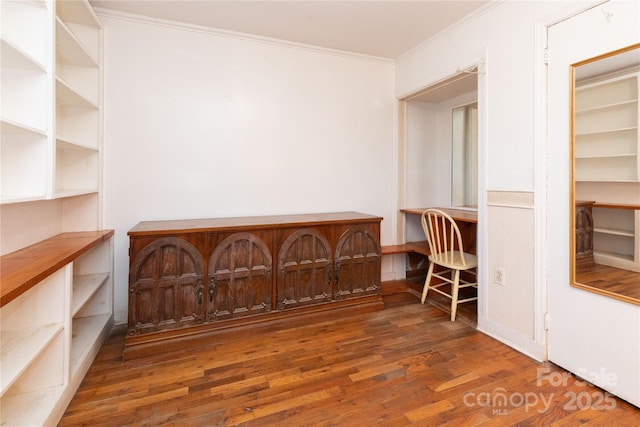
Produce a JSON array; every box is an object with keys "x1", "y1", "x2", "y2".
[{"x1": 89, "y1": 0, "x2": 492, "y2": 59}]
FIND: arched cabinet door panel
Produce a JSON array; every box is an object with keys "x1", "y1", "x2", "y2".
[
  {"x1": 334, "y1": 226, "x2": 381, "y2": 299},
  {"x1": 129, "y1": 237, "x2": 204, "y2": 335},
  {"x1": 208, "y1": 232, "x2": 272, "y2": 321},
  {"x1": 277, "y1": 228, "x2": 333, "y2": 310}
]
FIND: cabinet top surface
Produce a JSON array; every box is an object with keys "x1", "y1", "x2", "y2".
[
  {"x1": 1, "y1": 230, "x2": 114, "y2": 307},
  {"x1": 128, "y1": 212, "x2": 383, "y2": 236}
]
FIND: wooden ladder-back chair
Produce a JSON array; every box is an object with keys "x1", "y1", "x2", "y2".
[{"x1": 420, "y1": 209, "x2": 478, "y2": 321}]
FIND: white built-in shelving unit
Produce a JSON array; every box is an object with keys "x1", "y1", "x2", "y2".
[
  {"x1": 575, "y1": 68, "x2": 640, "y2": 270},
  {"x1": 1, "y1": 0, "x2": 52, "y2": 203},
  {"x1": 55, "y1": 0, "x2": 101, "y2": 197},
  {"x1": 1, "y1": 0, "x2": 102, "y2": 203},
  {"x1": 574, "y1": 71, "x2": 639, "y2": 182},
  {"x1": 591, "y1": 206, "x2": 640, "y2": 271},
  {"x1": 0, "y1": 0, "x2": 110, "y2": 424},
  {"x1": 0, "y1": 231, "x2": 114, "y2": 426}
]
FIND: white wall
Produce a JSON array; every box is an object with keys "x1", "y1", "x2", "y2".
[
  {"x1": 396, "y1": 1, "x2": 592, "y2": 359},
  {"x1": 99, "y1": 13, "x2": 396, "y2": 323}
]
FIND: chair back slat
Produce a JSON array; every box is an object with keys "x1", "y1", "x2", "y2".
[{"x1": 421, "y1": 209, "x2": 468, "y2": 267}]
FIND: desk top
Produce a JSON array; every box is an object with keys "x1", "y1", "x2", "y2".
[{"x1": 401, "y1": 207, "x2": 478, "y2": 224}]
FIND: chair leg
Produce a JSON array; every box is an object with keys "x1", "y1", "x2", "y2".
[
  {"x1": 451, "y1": 269, "x2": 460, "y2": 321},
  {"x1": 421, "y1": 262, "x2": 435, "y2": 304}
]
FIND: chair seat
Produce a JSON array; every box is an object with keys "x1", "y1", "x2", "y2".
[{"x1": 432, "y1": 251, "x2": 477, "y2": 270}]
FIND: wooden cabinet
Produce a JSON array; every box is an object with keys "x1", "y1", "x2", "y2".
[
  {"x1": 126, "y1": 212, "x2": 382, "y2": 358},
  {"x1": 575, "y1": 201, "x2": 595, "y2": 269},
  {"x1": 0, "y1": 230, "x2": 113, "y2": 426},
  {"x1": 1, "y1": 0, "x2": 102, "y2": 204}
]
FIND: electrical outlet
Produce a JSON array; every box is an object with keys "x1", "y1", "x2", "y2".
[{"x1": 495, "y1": 266, "x2": 505, "y2": 285}]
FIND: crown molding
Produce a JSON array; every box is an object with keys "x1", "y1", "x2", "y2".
[{"x1": 94, "y1": 8, "x2": 394, "y2": 65}]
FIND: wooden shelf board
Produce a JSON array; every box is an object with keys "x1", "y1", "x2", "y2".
[
  {"x1": 382, "y1": 241, "x2": 430, "y2": 256},
  {"x1": 1, "y1": 230, "x2": 114, "y2": 307},
  {"x1": 593, "y1": 203, "x2": 640, "y2": 210}
]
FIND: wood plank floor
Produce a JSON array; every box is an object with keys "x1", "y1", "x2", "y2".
[
  {"x1": 60, "y1": 286, "x2": 639, "y2": 426},
  {"x1": 576, "y1": 263, "x2": 640, "y2": 301}
]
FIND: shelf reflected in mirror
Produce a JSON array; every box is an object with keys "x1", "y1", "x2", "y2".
[{"x1": 571, "y1": 43, "x2": 640, "y2": 305}]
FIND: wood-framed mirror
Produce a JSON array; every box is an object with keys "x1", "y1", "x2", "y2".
[{"x1": 571, "y1": 43, "x2": 640, "y2": 305}]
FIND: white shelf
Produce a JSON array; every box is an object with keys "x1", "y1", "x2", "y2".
[
  {"x1": 1, "y1": 384, "x2": 65, "y2": 426},
  {"x1": 57, "y1": 135, "x2": 99, "y2": 152},
  {"x1": 71, "y1": 313, "x2": 111, "y2": 375},
  {"x1": 72, "y1": 273, "x2": 109, "y2": 316},
  {"x1": 575, "y1": 98, "x2": 637, "y2": 114},
  {"x1": 0, "y1": 194, "x2": 48, "y2": 205},
  {"x1": 576, "y1": 126, "x2": 637, "y2": 137},
  {"x1": 593, "y1": 227, "x2": 635, "y2": 237},
  {"x1": 56, "y1": 0, "x2": 101, "y2": 65},
  {"x1": 575, "y1": 153, "x2": 636, "y2": 159},
  {"x1": 0, "y1": 323, "x2": 63, "y2": 396},
  {"x1": 1, "y1": 37, "x2": 46, "y2": 71},
  {"x1": 56, "y1": 76, "x2": 98, "y2": 109},
  {"x1": 594, "y1": 250, "x2": 634, "y2": 259},
  {"x1": 56, "y1": 17, "x2": 97, "y2": 68},
  {"x1": 0, "y1": 118, "x2": 47, "y2": 137},
  {"x1": 57, "y1": 0, "x2": 101, "y2": 28},
  {"x1": 54, "y1": 188, "x2": 99, "y2": 199},
  {"x1": 0, "y1": 0, "x2": 50, "y2": 69}
]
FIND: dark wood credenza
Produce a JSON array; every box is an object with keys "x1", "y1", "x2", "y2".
[{"x1": 125, "y1": 212, "x2": 382, "y2": 358}]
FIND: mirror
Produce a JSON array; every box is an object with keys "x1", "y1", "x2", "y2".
[
  {"x1": 451, "y1": 102, "x2": 478, "y2": 209},
  {"x1": 571, "y1": 43, "x2": 640, "y2": 305}
]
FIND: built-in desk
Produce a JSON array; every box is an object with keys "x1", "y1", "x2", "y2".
[
  {"x1": 401, "y1": 207, "x2": 477, "y2": 224},
  {"x1": 382, "y1": 208, "x2": 477, "y2": 281},
  {"x1": 382, "y1": 208, "x2": 477, "y2": 257}
]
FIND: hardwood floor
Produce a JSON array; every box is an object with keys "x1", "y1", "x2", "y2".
[
  {"x1": 60, "y1": 285, "x2": 639, "y2": 426},
  {"x1": 576, "y1": 263, "x2": 640, "y2": 301}
]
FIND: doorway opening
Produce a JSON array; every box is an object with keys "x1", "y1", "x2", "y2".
[{"x1": 394, "y1": 66, "x2": 480, "y2": 326}]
